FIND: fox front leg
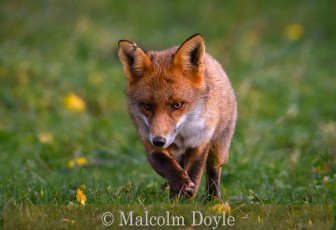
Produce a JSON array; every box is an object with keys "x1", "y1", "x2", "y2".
[
  {"x1": 147, "y1": 151, "x2": 195, "y2": 199},
  {"x1": 181, "y1": 144, "x2": 211, "y2": 197}
]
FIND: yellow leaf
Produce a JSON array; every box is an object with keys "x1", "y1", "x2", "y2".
[
  {"x1": 76, "y1": 157, "x2": 88, "y2": 166},
  {"x1": 64, "y1": 93, "x2": 86, "y2": 112},
  {"x1": 76, "y1": 188, "x2": 87, "y2": 206},
  {"x1": 37, "y1": 132, "x2": 54, "y2": 144},
  {"x1": 68, "y1": 160, "x2": 75, "y2": 168},
  {"x1": 68, "y1": 157, "x2": 88, "y2": 168},
  {"x1": 284, "y1": 23, "x2": 304, "y2": 41},
  {"x1": 211, "y1": 202, "x2": 231, "y2": 214}
]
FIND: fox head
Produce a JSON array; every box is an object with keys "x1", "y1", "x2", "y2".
[{"x1": 118, "y1": 34, "x2": 207, "y2": 148}]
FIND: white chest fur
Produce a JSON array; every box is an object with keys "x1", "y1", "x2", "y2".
[{"x1": 172, "y1": 114, "x2": 214, "y2": 160}]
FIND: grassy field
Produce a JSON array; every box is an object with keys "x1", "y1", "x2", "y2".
[{"x1": 0, "y1": 0, "x2": 335, "y2": 228}]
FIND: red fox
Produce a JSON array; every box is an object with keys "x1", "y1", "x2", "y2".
[{"x1": 118, "y1": 34, "x2": 237, "y2": 200}]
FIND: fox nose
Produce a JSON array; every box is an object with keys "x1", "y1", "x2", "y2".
[{"x1": 152, "y1": 136, "x2": 166, "y2": 147}]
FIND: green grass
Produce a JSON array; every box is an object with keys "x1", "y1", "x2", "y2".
[{"x1": 0, "y1": 0, "x2": 335, "y2": 228}]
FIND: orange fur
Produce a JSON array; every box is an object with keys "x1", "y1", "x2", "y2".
[{"x1": 118, "y1": 34, "x2": 237, "y2": 200}]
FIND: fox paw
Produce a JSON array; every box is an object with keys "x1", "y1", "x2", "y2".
[
  {"x1": 170, "y1": 181, "x2": 196, "y2": 199},
  {"x1": 181, "y1": 181, "x2": 196, "y2": 198}
]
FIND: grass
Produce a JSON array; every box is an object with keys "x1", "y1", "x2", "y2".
[{"x1": 0, "y1": 0, "x2": 335, "y2": 228}]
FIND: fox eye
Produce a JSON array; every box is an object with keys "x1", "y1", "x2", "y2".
[
  {"x1": 172, "y1": 102, "x2": 184, "y2": 110},
  {"x1": 143, "y1": 103, "x2": 153, "y2": 111}
]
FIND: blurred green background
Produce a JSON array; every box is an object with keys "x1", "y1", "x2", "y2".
[{"x1": 0, "y1": 0, "x2": 335, "y2": 208}]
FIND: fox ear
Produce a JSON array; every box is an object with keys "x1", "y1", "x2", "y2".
[
  {"x1": 173, "y1": 34, "x2": 205, "y2": 77},
  {"x1": 118, "y1": 40, "x2": 152, "y2": 82}
]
